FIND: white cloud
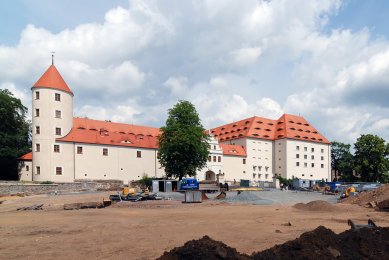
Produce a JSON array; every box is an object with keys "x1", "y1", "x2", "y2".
[
  {"x1": 1, "y1": 0, "x2": 389, "y2": 144},
  {"x1": 230, "y1": 47, "x2": 262, "y2": 66}
]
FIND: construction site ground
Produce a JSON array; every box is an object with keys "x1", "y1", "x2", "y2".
[{"x1": 1, "y1": 189, "x2": 388, "y2": 259}]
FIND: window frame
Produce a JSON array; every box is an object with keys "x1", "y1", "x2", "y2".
[
  {"x1": 103, "y1": 148, "x2": 108, "y2": 156},
  {"x1": 55, "y1": 110, "x2": 61, "y2": 118},
  {"x1": 55, "y1": 93, "x2": 61, "y2": 102},
  {"x1": 55, "y1": 127, "x2": 62, "y2": 136},
  {"x1": 77, "y1": 146, "x2": 83, "y2": 154},
  {"x1": 56, "y1": 167, "x2": 62, "y2": 175},
  {"x1": 137, "y1": 150, "x2": 142, "y2": 158},
  {"x1": 54, "y1": 144, "x2": 60, "y2": 153}
]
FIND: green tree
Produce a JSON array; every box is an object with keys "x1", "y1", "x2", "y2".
[
  {"x1": 0, "y1": 89, "x2": 31, "y2": 180},
  {"x1": 354, "y1": 134, "x2": 389, "y2": 183},
  {"x1": 331, "y1": 141, "x2": 354, "y2": 181},
  {"x1": 158, "y1": 100, "x2": 210, "y2": 180}
]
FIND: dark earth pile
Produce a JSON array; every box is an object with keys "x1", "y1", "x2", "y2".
[
  {"x1": 157, "y1": 235, "x2": 251, "y2": 260},
  {"x1": 158, "y1": 226, "x2": 389, "y2": 260}
]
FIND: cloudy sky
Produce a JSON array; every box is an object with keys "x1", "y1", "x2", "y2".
[{"x1": 1, "y1": 0, "x2": 389, "y2": 144}]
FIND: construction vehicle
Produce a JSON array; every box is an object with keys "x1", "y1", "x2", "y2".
[{"x1": 339, "y1": 186, "x2": 357, "y2": 199}]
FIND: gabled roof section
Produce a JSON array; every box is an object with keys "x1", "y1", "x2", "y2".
[
  {"x1": 18, "y1": 152, "x2": 32, "y2": 161},
  {"x1": 276, "y1": 114, "x2": 330, "y2": 144},
  {"x1": 210, "y1": 114, "x2": 330, "y2": 144},
  {"x1": 56, "y1": 118, "x2": 161, "y2": 149},
  {"x1": 32, "y1": 65, "x2": 73, "y2": 95},
  {"x1": 219, "y1": 144, "x2": 246, "y2": 157}
]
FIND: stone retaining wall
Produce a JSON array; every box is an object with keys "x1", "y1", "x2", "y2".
[{"x1": 0, "y1": 180, "x2": 123, "y2": 195}]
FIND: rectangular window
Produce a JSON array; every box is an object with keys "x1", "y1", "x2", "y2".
[
  {"x1": 55, "y1": 127, "x2": 62, "y2": 136},
  {"x1": 103, "y1": 148, "x2": 108, "y2": 156},
  {"x1": 77, "y1": 146, "x2": 83, "y2": 154},
  {"x1": 137, "y1": 151, "x2": 142, "y2": 158},
  {"x1": 243, "y1": 158, "x2": 246, "y2": 164},
  {"x1": 321, "y1": 164, "x2": 324, "y2": 168},
  {"x1": 54, "y1": 144, "x2": 60, "y2": 153},
  {"x1": 218, "y1": 156, "x2": 221, "y2": 162},
  {"x1": 26, "y1": 165, "x2": 29, "y2": 171},
  {"x1": 213, "y1": 145, "x2": 216, "y2": 150},
  {"x1": 35, "y1": 91, "x2": 40, "y2": 100},
  {"x1": 321, "y1": 156, "x2": 324, "y2": 160},
  {"x1": 55, "y1": 93, "x2": 61, "y2": 101},
  {"x1": 213, "y1": 156, "x2": 216, "y2": 162},
  {"x1": 304, "y1": 154, "x2": 307, "y2": 159},
  {"x1": 56, "y1": 167, "x2": 62, "y2": 175},
  {"x1": 304, "y1": 147, "x2": 307, "y2": 151},
  {"x1": 36, "y1": 143, "x2": 40, "y2": 152},
  {"x1": 55, "y1": 110, "x2": 61, "y2": 118},
  {"x1": 304, "y1": 162, "x2": 307, "y2": 167},
  {"x1": 157, "y1": 152, "x2": 161, "y2": 159},
  {"x1": 35, "y1": 109, "x2": 40, "y2": 117},
  {"x1": 296, "y1": 146, "x2": 300, "y2": 150},
  {"x1": 296, "y1": 154, "x2": 299, "y2": 158},
  {"x1": 265, "y1": 167, "x2": 269, "y2": 172},
  {"x1": 321, "y1": 149, "x2": 324, "y2": 153},
  {"x1": 311, "y1": 155, "x2": 314, "y2": 160},
  {"x1": 36, "y1": 126, "x2": 40, "y2": 134},
  {"x1": 311, "y1": 163, "x2": 315, "y2": 167},
  {"x1": 296, "y1": 162, "x2": 300, "y2": 166},
  {"x1": 311, "y1": 148, "x2": 315, "y2": 152},
  {"x1": 208, "y1": 156, "x2": 211, "y2": 162},
  {"x1": 36, "y1": 166, "x2": 40, "y2": 175}
]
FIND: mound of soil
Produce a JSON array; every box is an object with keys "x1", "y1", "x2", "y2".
[
  {"x1": 342, "y1": 184, "x2": 389, "y2": 207},
  {"x1": 159, "y1": 226, "x2": 389, "y2": 260},
  {"x1": 293, "y1": 200, "x2": 336, "y2": 211},
  {"x1": 253, "y1": 226, "x2": 389, "y2": 260},
  {"x1": 157, "y1": 235, "x2": 250, "y2": 260}
]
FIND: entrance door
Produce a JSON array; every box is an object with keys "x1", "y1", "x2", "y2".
[{"x1": 205, "y1": 171, "x2": 216, "y2": 181}]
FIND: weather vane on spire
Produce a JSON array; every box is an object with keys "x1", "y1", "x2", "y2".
[{"x1": 51, "y1": 51, "x2": 55, "y2": 65}]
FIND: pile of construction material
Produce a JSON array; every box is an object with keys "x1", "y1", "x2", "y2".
[
  {"x1": 341, "y1": 184, "x2": 389, "y2": 211},
  {"x1": 158, "y1": 224, "x2": 389, "y2": 259}
]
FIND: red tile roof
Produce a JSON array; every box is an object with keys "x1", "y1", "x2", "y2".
[
  {"x1": 18, "y1": 152, "x2": 32, "y2": 161},
  {"x1": 56, "y1": 118, "x2": 161, "y2": 149},
  {"x1": 32, "y1": 65, "x2": 73, "y2": 95},
  {"x1": 219, "y1": 144, "x2": 246, "y2": 157},
  {"x1": 210, "y1": 114, "x2": 330, "y2": 144}
]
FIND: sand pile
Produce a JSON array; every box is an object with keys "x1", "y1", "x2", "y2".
[
  {"x1": 159, "y1": 226, "x2": 389, "y2": 260},
  {"x1": 342, "y1": 184, "x2": 389, "y2": 208},
  {"x1": 293, "y1": 200, "x2": 336, "y2": 211}
]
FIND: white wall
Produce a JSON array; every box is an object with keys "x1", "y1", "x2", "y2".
[
  {"x1": 221, "y1": 155, "x2": 247, "y2": 183},
  {"x1": 18, "y1": 161, "x2": 32, "y2": 181},
  {"x1": 72, "y1": 143, "x2": 163, "y2": 183},
  {"x1": 32, "y1": 88, "x2": 73, "y2": 182},
  {"x1": 285, "y1": 140, "x2": 331, "y2": 181}
]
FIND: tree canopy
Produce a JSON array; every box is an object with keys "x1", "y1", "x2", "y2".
[
  {"x1": 331, "y1": 141, "x2": 354, "y2": 181},
  {"x1": 354, "y1": 134, "x2": 389, "y2": 183},
  {"x1": 158, "y1": 100, "x2": 210, "y2": 180},
  {"x1": 0, "y1": 89, "x2": 31, "y2": 180}
]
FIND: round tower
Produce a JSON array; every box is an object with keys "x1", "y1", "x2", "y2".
[{"x1": 31, "y1": 63, "x2": 74, "y2": 182}]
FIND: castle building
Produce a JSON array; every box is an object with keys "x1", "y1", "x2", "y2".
[{"x1": 18, "y1": 64, "x2": 331, "y2": 184}]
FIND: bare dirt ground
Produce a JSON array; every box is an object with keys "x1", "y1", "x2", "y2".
[{"x1": 1, "y1": 190, "x2": 388, "y2": 260}]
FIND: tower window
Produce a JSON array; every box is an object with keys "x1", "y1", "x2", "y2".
[
  {"x1": 26, "y1": 165, "x2": 29, "y2": 171},
  {"x1": 54, "y1": 145, "x2": 60, "y2": 153},
  {"x1": 36, "y1": 143, "x2": 40, "y2": 152},
  {"x1": 35, "y1": 126, "x2": 40, "y2": 134},
  {"x1": 56, "y1": 167, "x2": 62, "y2": 175},
  {"x1": 35, "y1": 91, "x2": 40, "y2": 100},
  {"x1": 103, "y1": 148, "x2": 108, "y2": 156},
  {"x1": 55, "y1": 93, "x2": 61, "y2": 101},
  {"x1": 35, "y1": 109, "x2": 40, "y2": 117},
  {"x1": 243, "y1": 158, "x2": 246, "y2": 164},
  {"x1": 77, "y1": 146, "x2": 83, "y2": 154},
  {"x1": 55, "y1": 110, "x2": 61, "y2": 118},
  {"x1": 55, "y1": 127, "x2": 62, "y2": 136},
  {"x1": 36, "y1": 166, "x2": 40, "y2": 175},
  {"x1": 137, "y1": 151, "x2": 142, "y2": 158}
]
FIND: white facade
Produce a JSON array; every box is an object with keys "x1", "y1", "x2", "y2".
[{"x1": 19, "y1": 64, "x2": 331, "y2": 184}]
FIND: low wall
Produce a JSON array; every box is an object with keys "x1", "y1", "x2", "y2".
[{"x1": 0, "y1": 180, "x2": 123, "y2": 196}]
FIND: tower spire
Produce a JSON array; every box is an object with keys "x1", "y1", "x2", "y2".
[{"x1": 51, "y1": 51, "x2": 55, "y2": 65}]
